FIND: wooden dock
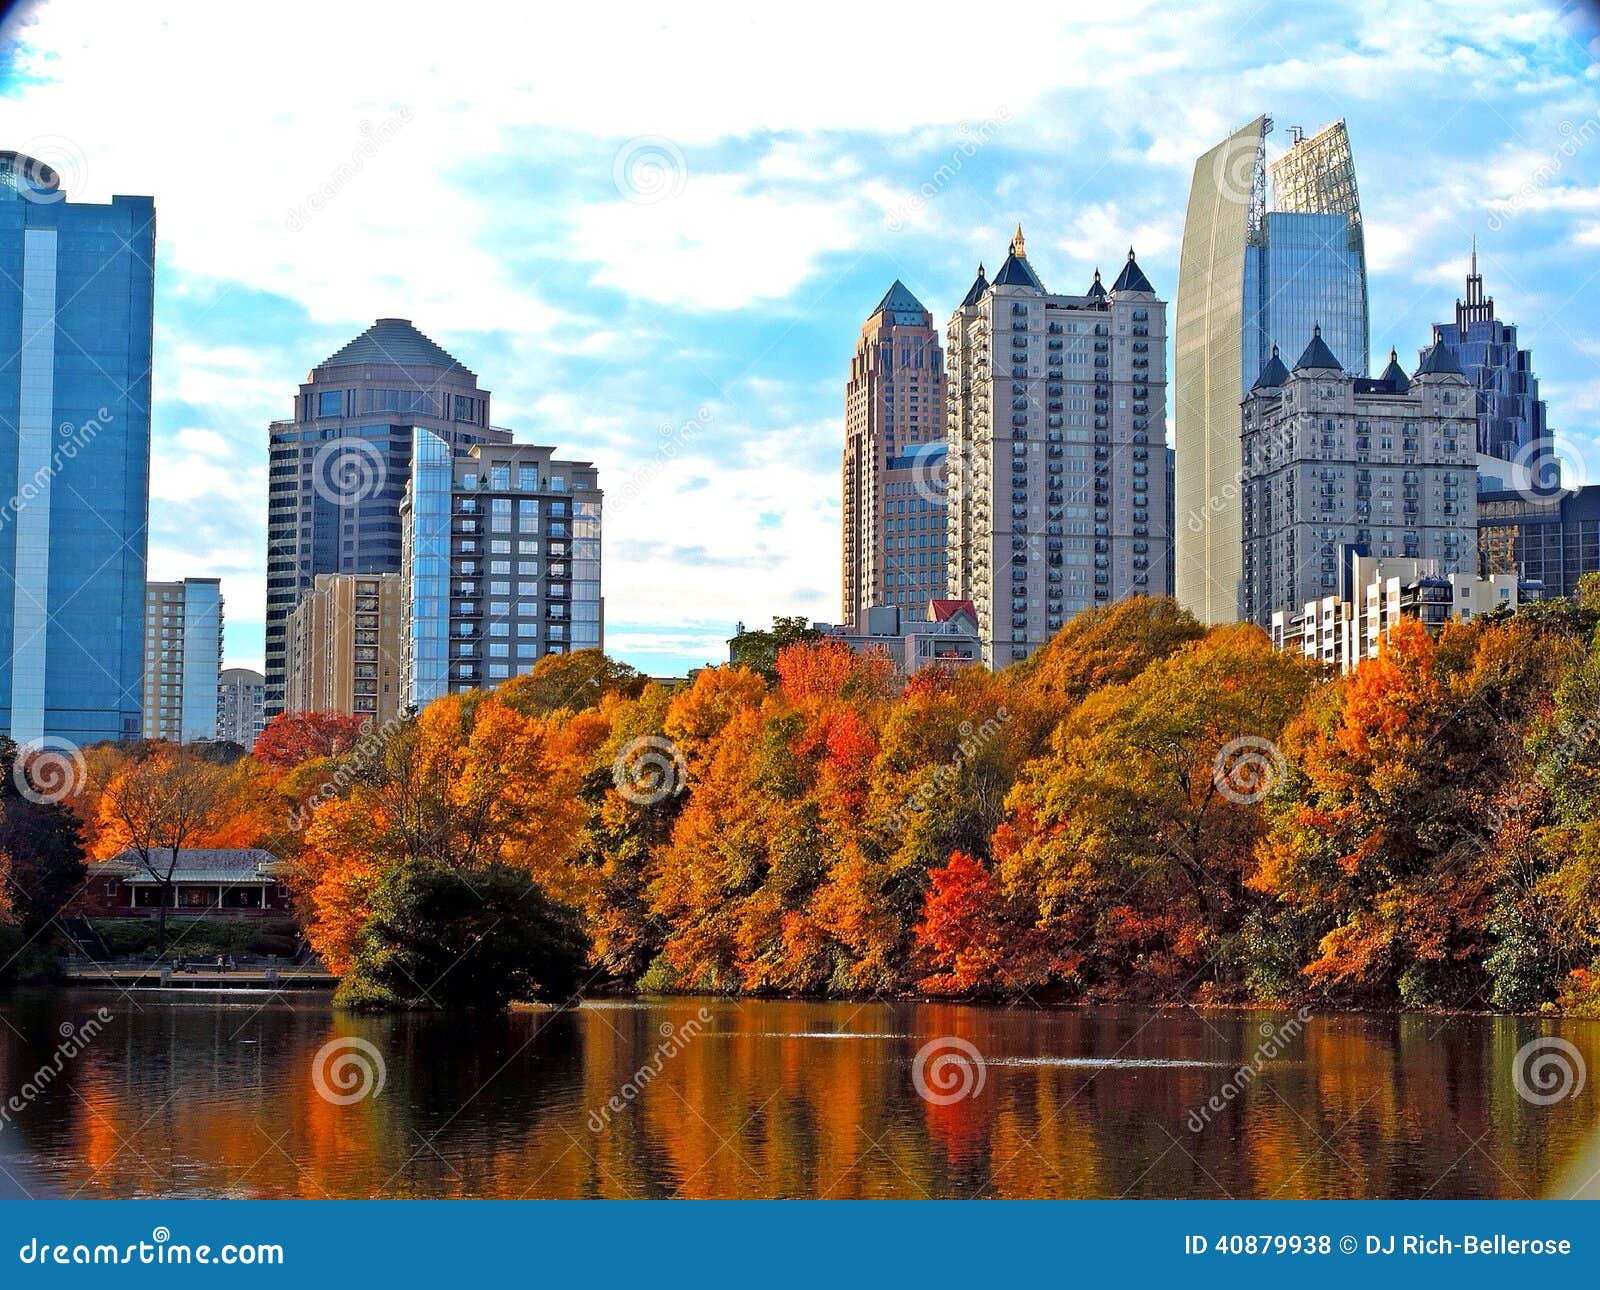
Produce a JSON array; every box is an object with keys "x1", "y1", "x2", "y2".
[{"x1": 61, "y1": 964, "x2": 336, "y2": 991}]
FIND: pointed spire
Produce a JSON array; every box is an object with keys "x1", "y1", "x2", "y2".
[
  {"x1": 1086, "y1": 267, "x2": 1107, "y2": 301},
  {"x1": 1292, "y1": 322, "x2": 1343, "y2": 372},
  {"x1": 960, "y1": 262, "x2": 990, "y2": 308},
  {"x1": 1378, "y1": 346, "x2": 1410, "y2": 391},
  {"x1": 1251, "y1": 341, "x2": 1290, "y2": 391},
  {"x1": 1110, "y1": 247, "x2": 1154, "y2": 294},
  {"x1": 1011, "y1": 224, "x2": 1025, "y2": 257},
  {"x1": 1414, "y1": 340, "x2": 1464, "y2": 378}
]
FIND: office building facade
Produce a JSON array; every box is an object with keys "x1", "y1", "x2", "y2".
[
  {"x1": 0, "y1": 150, "x2": 153, "y2": 747},
  {"x1": 1479, "y1": 485, "x2": 1600, "y2": 598},
  {"x1": 401, "y1": 431, "x2": 602, "y2": 708},
  {"x1": 217, "y1": 667, "x2": 266, "y2": 749},
  {"x1": 945, "y1": 229, "x2": 1170, "y2": 665},
  {"x1": 842, "y1": 281, "x2": 947, "y2": 626},
  {"x1": 264, "y1": 319, "x2": 512, "y2": 716},
  {"x1": 1241, "y1": 333, "x2": 1477, "y2": 628},
  {"x1": 142, "y1": 579, "x2": 223, "y2": 743},
  {"x1": 1175, "y1": 117, "x2": 1368, "y2": 624},
  {"x1": 1427, "y1": 248, "x2": 1550, "y2": 490}
]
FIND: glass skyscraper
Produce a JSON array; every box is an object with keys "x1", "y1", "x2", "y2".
[
  {"x1": 400, "y1": 428, "x2": 603, "y2": 709},
  {"x1": 1175, "y1": 118, "x2": 1368, "y2": 624},
  {"x1": 1427, "y1": 248, "x2": 1549, "y2": 490},
  {"x1": 264, "y1": 319, "x2": 511, "y2": 716},
  {"x1": 0, "y1": 151, "x2": 153, "y2": 748}
]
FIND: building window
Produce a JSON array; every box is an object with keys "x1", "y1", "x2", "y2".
[{"x1": 317, "y1": 390, "x2": 343, "y2": 418}]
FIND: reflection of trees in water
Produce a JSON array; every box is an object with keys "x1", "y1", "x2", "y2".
[{"x1": 5, "y1": 994, "x2": 1599, "y2": 1198}]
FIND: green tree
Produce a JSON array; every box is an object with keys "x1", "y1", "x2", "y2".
[
  {"x1": 338, "y1": 858, "x2": 590, "y2": 1011},
  {"x1": 727, "y1": 615, "x2": 821, "y2": 680}
]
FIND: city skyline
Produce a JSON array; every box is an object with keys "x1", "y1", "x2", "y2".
[{"x1": 1, "y1": 0, "x2": 1597, "y2": 676}]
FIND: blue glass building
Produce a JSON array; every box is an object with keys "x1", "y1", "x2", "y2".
[
  {"x1": 0, "y1": 151, "x2": 153, "y2": 748},
  {"x1": 1243, "y1": 210, "x2": 1369, "y2": 388},
  {"x1": 1427, "y1": 249, "x2": 1548, "y2": 489}
]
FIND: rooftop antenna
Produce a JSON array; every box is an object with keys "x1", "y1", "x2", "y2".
[{"x1": 1289, "y1": 125, "x2": 1304, "y2": 144}]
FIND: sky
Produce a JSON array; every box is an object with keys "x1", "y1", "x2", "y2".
[{"x1": 0, "y1": 0, "x2": 1597, "y2": 676}]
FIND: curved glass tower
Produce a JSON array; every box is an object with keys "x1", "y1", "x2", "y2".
[{"x1": 1175, "y1": 118, "x2": 1368, "y2": 624}]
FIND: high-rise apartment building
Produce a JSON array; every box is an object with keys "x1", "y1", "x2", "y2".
[
  {"x1": 842, "y1": 281, "x2": 947, "y2": 625},
  {"x1": 284, "y1": 572, "x2": 403, "y2": 724},
  {"x1": 401, "y1": 431, "x2": 602, "y2": 708},
  {"x1": 0, "y1": 151, "x2": 153, "y2": 747},
  {"x1": 142, "y1": 579, "x2": 223, "y2": 743},
  {"x1": 945, "y1": 229, "x2": 1170, "y2": 666},
  {"x1": 1240, "y1": 333, "x2": 1477, "y2": 628},
  {"x1": 264, "y1": 319, "x2": 512, "y2": 717},
  {"x1": 1175, "y1": 117, "x2": 1368, "y2": 624},
  {"x1": 1427, "y1": 247, "x2": 1550, "y2": 490},
  {"x1": 217, "y1": 667, "x2": 266, "y2": 749}
]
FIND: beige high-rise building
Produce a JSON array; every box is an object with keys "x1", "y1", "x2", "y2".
[
  {"x1": 842, "y1": 281, "x2": 947, "y2": 627},
  {"x1": 142, "y1": 578, "x2": 223, "y2": 743},
  {"x1": 284, "y1": 572, "x2": 403, "y2": 724},
  {"x1": 946, "y1": 228, "x2": 1170, "y2": 666}
]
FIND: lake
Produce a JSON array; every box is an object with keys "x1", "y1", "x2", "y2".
[{"x1": 1, "y1": 989, "x2": 1596, "y2": 1199}]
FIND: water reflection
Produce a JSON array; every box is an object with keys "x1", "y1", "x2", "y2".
[{"x1": 0, "y1": 991, "x2": 1595, "y2": 1199}]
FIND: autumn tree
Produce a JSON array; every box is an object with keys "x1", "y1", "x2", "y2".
[
  {"x1": 94, "y1": 748, "x2": 232, "y2": 948},
  {"x1": 728, "y1": 615, "x2": 821, "y2": 680},
  {"x1": 253, "y1": 711, "x2": 372, "y2": 769}
]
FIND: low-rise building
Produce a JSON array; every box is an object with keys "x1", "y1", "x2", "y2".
[
  {"x1": 1271, "y1": 548, "x2": 1536, "y2": 672},
  {"x1": 819, "y1": 599, "x2": 983, "y2": 674},
  {"x1": 72, "y1": 849, "x2": 290, "y2": 918}
]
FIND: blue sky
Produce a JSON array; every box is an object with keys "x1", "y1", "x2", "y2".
[{"x1": 1, "y1": 0, "x2": 1598, "y2": 676}]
